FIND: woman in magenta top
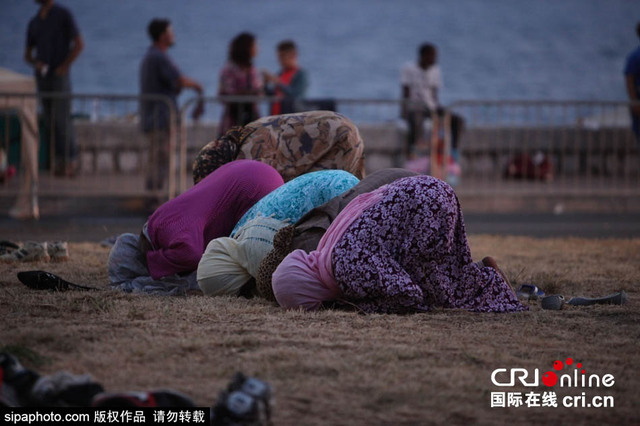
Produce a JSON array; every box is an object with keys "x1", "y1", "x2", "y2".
[{"x1": 145, "y1": 159, "x2": 283, "y2": 279}]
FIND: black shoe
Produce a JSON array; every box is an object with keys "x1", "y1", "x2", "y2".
[
  {"x1": 212, "y1": 373, "x2": 273, "y2": 426},
  {"x1": 17, "y1": 271, "x2": 97, "y2": 291},
  {"x1": 0, "y1": 240, "x2": 19, "y2": 256},
  {"x1": 31, "y1": 372, "x2": 104, "y2": 407}
]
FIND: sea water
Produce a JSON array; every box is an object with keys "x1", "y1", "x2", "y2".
[{"x1": 0, "y1": 0, "x2": 637, "y2": 104}]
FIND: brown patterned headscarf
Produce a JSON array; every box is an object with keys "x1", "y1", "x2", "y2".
[
  {"x1": 256, "y1": 225, "x2": 295, "y2": 302},
  {"x1": 192, "y1": 126, "x2": 244, "y2": 184}
]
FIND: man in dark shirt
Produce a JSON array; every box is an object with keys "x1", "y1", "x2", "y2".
[
  {"x1": 25, "y1": 0, "x2": 83, "y2": 177},
  {"x1": 140, "y1": 18, "x2": 203, "y2": 191}
]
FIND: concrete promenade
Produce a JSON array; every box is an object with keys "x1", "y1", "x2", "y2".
[{"x1": 1, "y1": 211, "x2": 638, "y2": 243}]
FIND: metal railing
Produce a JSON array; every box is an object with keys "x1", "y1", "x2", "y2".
[
  {"x1": 1, "y1": 92, "x2": 178, "y2": 218},
  {"x1": 179, "y1": 96, "x2": 414, "y2": 192},
  {"x1": 446, "y1": 100, "x2": 639, "y2": 197},
  {"x1": 2, "y1": 92, "x2": 639, "y2": 218}
]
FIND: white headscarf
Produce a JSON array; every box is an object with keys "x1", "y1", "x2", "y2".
[{"x1": 197, "y1": 215, "x2": 289, "y2": 296}]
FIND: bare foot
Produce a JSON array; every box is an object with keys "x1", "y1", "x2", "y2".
[{"x1": 481, "y1": 256, "x2": 511, "y2": 286}]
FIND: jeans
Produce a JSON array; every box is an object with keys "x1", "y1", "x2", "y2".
[
  {"x1": 406, "y1": 107, "x2": 464, "y2": 153},
  {"x1": 36, "y1": 74, "x2": 78, "y2": 165}
]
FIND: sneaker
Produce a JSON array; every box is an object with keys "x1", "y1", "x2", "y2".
[
  {"x1": 212, "y1": 373, "x2": 273, "y2": 425},
  {"x1": 516, "y1": 283, "x2": 545, "y2": 300},
  {"x1": 47, "y1": 241, "x2": 69, "y2": 262},
  {"x1": 0, "y1": 240, "x2": 19, "y2": 256},
  {"x1": 541, "y1": 294, "x2": 565, "y2": 310},
  {"x1": 0, "y1": 241, "x2": 49, "y2": 263},
  {"x1": 31, "y1": 371, "x2": 104, "y2": 406}
]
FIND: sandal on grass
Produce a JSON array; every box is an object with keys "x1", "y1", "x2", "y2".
[
  {"x1": 17, "y1": 271, "x2": 98, "y2": 292},
  {"x1": 542, "y1": 291, "x2": 628, "y2": 310}
]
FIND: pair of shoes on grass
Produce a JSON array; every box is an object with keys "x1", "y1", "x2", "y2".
[
  {"x1": 0, "y1": 241, "x2": 69, "y2": 263},
  {"x1": 0, "y1": 240, "x2": 20, "y2": 256},
  {"x1": 541, "y1": 291, "x2": 628, "y2": 310},
  {"x1": 1, "y1": 351, "x2": 198, "y2": 408}
]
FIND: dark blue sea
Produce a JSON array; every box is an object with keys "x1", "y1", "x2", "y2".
[{"x1": 1, "y1": 0, "x2": 638, "y2": 104}]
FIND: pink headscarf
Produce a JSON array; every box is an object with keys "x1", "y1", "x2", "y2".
[{"x1": 272, "y1": 188, "x2": 386, "y2": 310}]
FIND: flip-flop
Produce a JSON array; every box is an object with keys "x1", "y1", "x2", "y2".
[
  {"x1": 17, "y1": 271, "x2": 98, "y2": 292},
  {"x1": 516, "y1": 283, "x2": 545, "y2": 300},
  {"x1": 0, "y1": 240, "x2": 20, "y2": 256},
  {"x1": 0, "y1": 240, "x2": 19, "y2": 250},
  {"x1": 567, "y1": 291, "x2": 628, "y2": 307}
]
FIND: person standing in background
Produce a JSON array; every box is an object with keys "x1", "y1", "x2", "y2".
[
  {"x1": 140, "y1": 18, "x2": 203, "y2": 191},
  {"x1": 218, "y1": 32, "x2": 263, "y2": 136},
  {"x1": 25, "y1": 0, "x2": 83, "y2": 178},
  {"x1": 264, "y1": 40, "x2": 309, "y2": 115},
  {"x1": 624, "y1": 22, "x2": 640, "y2": 143},
  {"x1": 401, "y1": 43, "x2": 464, "y2": 158}
]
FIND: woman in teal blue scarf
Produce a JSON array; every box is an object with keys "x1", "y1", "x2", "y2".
[{"x1": 230, "y1": 170, "x2": 359, "y2": 237}]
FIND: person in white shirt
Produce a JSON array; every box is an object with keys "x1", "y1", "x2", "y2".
[{"x1": 401, "y1": 43, "x2": 464, "y2": 157}]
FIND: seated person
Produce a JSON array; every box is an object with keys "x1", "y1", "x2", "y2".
[
  {"x1": 272, "y1": 175, "x2": 526, "y2": 314},
  {"x1": 192, "y1": 110, "x2": 365, "y2": 184},
  {"x1": 108, "y1": 160, "x2": 283, "y2": 294}
]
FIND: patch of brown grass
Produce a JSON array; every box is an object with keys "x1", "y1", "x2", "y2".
[{"x1": 0, "y1": 237, "x2": 638, "y2": 425}]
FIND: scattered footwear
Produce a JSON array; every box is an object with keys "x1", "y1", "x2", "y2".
[
  {"x1": 212, "y1": 372, "x2": 273, "y2": 426},
  {"x1": 31, "y1": 371, "x2": 104, "y2": 407},
  {"x1": 0, "y1": 241, "x2": 49, "y2": 263},
  {"x1": 541, "y1": 291, "x2": 628, "y2": 310},
  {"x1": 92, "y1": 390, "x2": 196, "y2": 408},
  {"x1": 2, "y1": 351, "x2": 276, "y2": 425},
  {"x1": 516, "y1": 283, "x2": 545, "y2": 300},
  {"x1": 0, "y1": 241, "x2": 70, "y2": 263},
  {"x1": 541, "y1": 294, "x2": 565, "y2": 310},
  {"x1": 47, "y1": 241, "x2": 69, "y2": 262},
  {"x1": 566, "y1": 291, "x2": 628, "y2": 307},
  {"x1": 17, "y1": 271, "x2": 97, "y2": 292},
  {"x1": 0, "y1": 352, "x2": 40, "y2": 407},
  {"x1": 0, "y1": 240, "x2": 20, "y2": 256}
]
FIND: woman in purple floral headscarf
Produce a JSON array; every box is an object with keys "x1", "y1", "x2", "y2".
[{"x1": 272, "y1": 175, "x2": 526, "y2": 314}]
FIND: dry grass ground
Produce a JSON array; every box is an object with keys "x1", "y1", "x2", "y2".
[{"x1": 0, "y1": 236, "x2": 638, "y2": 425}]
